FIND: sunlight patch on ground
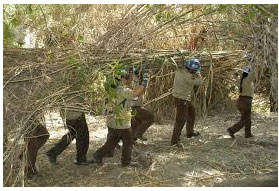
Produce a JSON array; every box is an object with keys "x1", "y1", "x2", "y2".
[{"x1": 44, "y1": 111, "x2": 108, "y2": 142}]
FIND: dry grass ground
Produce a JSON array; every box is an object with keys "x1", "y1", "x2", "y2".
[{"x1": 24, "y1": 101, "x2": 277, "y2": 187}]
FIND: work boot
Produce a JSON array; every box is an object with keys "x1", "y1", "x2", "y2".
[
  {"x1": 227, "y1": 128, "x2": 235, "y2": 138},
  {"x1": 245, "y1": 126, "x2": 253, "y2": 138},
  {"x1": 186, "y1": 131, "x2": 200, "y2": 138},
  {"x1": 45, "y1": 151, "x2": 57, "y2": 165}
]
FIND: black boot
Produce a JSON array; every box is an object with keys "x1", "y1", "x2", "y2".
[
  {"x1": 46, "y1": 132, "x2": 74, "y2": 164},
  {"x1": 227, "y1": 128, "x2": 235, "y2": 139},
  {"x1": 245, "y1": 124, "x2": 253, "y2": 138}
]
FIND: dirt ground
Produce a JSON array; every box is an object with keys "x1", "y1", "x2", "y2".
[{"x1": 25, "y1": 109, "x2": 278, "y2": 187}]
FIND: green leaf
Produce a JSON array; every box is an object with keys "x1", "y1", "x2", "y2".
[
  {"x1": 11, "y1": 17, "x2": 20, "y2": 26},
  {"x1": 165, "y1": 12, "x2": 171, "y2": 20},
  {"x1": 78, "y1": 35, "x2": 84, "y2": 41}
]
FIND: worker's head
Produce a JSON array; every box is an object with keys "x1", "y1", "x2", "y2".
[{"x1": 184, "y1": 58, "x2": 201, "y2": 74}]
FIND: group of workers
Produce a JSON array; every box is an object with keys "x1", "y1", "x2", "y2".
[{"x1": 22, "y1": 56, "x2": 255, "y2": 178}]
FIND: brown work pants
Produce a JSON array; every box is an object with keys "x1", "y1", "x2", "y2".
[
  {"x1": 24, "y1": 124, "x2": 49, "y2": 176},
  {"x1": 94, "y1": 127, "x2": 133, "y2": 166},
  {"x1": 171, "y1": 97, "x2": 196, "y2": 145},
  {"x1": 131, "y1": 106, "x2": 154, "y2": 141},
  {"x1": 228, "y1": 96, "x2": 252, "y2": 137},
  {"x1": 47, "y1": 113, "x2": 89, "y2": 163}
]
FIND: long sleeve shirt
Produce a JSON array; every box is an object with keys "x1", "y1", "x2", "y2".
[
  {"x1": 240, "y1": 67, "x2": 255, "y2": 98},
  {"x1": 106, "y1": 85, "x2": 134, "y2": 129},
  {"x1": 172, "y1": 68, "x2": 202, "y2": 100}
]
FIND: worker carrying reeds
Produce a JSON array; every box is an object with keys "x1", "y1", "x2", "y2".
[
  {"x1": 45, "y1": 111, "x2": 89, "y2": 165},
  {"x1": 227, "y1": 63, "x2": 255, "y2": 138},
  {"x1": 22, "y1": 119, "x2": 50, "y2": 178},
  {"x1": 131, "y1": 68, "x2": 154, "y2": 143},
  {"x1": 90, "y1": 70, "x2": 144, "y2": 167},
  {"x1": 171, "y1": 58, "x2": 203, "y2": 146}
]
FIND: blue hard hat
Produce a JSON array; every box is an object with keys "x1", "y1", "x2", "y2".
[{"x1": 184, "y1": 58, "x2": 201, "y2": 72}]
